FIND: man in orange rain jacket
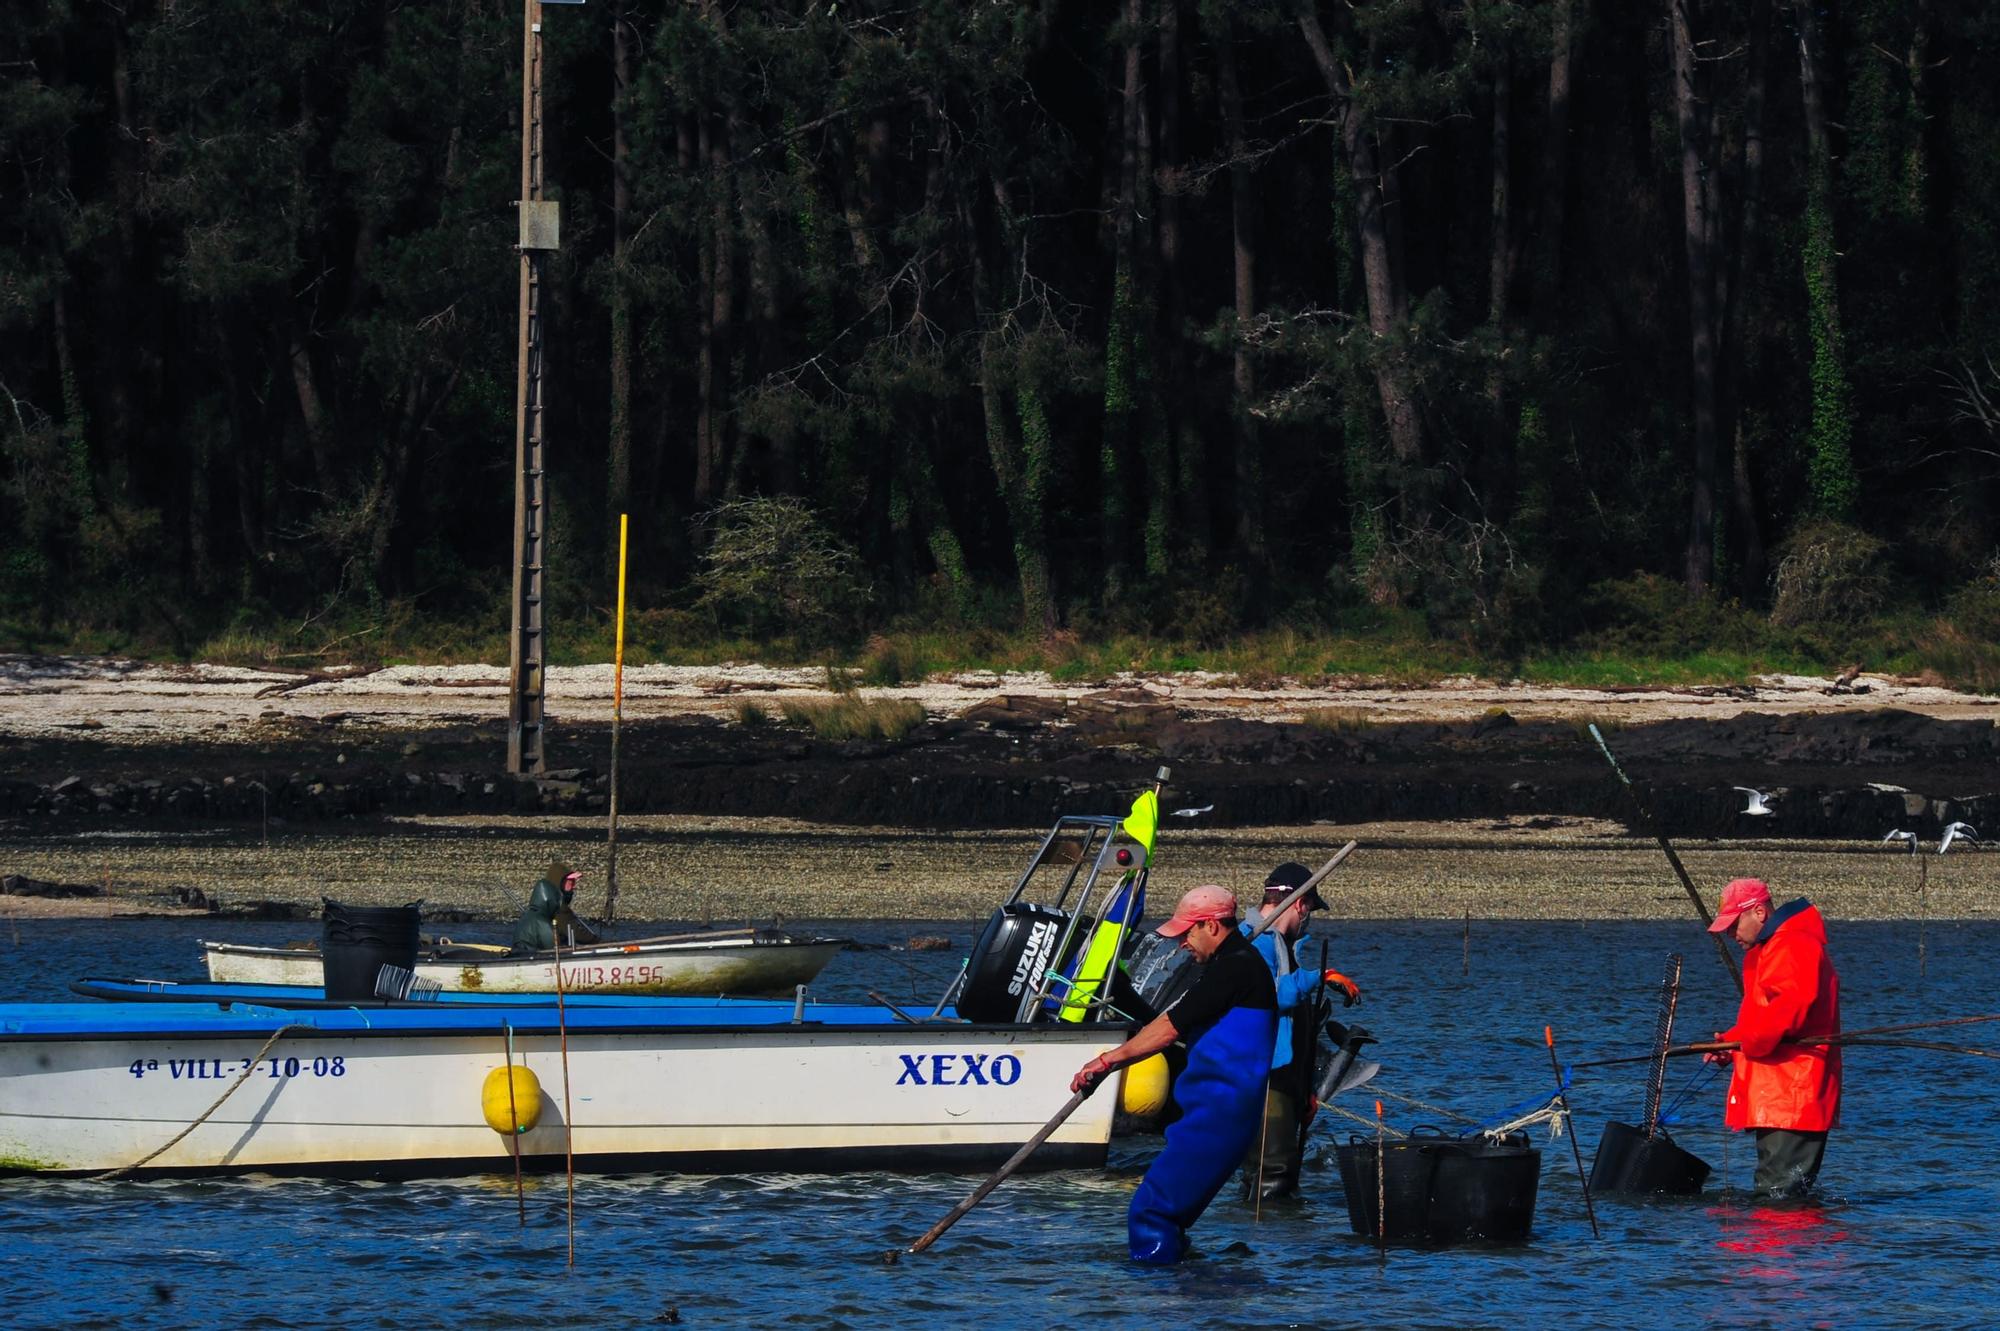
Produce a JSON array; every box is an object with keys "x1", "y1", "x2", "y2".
[{"x1": 1707, "y1": 877, "x2": 1842, "y2": 1198}]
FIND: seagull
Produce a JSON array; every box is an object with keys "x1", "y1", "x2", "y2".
[
  {"x1": 1733, "y1": 787, "x2": 1776, "y2": 817},
  {"x1": 1883, "y1": 829, "x2": 1919, "y2": 852},
  {"x1": 1170, "y1": 804, "x2": 1214, "y2": 819},
  {"x1": 1941, "y1": 822, "x2": 1980, "y2": 855}
]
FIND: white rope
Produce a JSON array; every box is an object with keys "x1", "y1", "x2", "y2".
[{"x1": 1482, "y1": 1098, "x2": 1569, "y2": 1142}]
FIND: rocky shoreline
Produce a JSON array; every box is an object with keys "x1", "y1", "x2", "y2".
[{"x1": 2, "y1": 695, "x2": 1993, "y2": 840}]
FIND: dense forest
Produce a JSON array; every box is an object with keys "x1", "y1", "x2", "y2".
[{"x1": 3, "y1": 1, "x2": 1998, "y2": 675}]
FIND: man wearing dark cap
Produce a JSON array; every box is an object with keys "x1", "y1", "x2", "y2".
[
  {"x1": 1070, "y1": 884, "x2": 1276, "y2": 1263},
  {"x1": 1237, "y1": 861, "x2": 1362, "y2": 1199},
  {"x1": 1706, "y1": 877, "x2": 1842, "y2": 1198}
]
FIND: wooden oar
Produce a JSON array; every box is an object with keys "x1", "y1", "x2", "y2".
[{"x1": 885, "y1": 1085, "x2": 1097, "y2": 1263}]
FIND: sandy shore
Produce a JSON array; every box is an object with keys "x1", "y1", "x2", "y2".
[
  {"x1": 4, "y1": 814, "x2": 1993, "y2": 924},
  {"x1": 1, "y1": 655, "x2": 1992, "y2": 742}
]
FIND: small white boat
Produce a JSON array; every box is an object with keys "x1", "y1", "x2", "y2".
[
  {"x1": 201, "y1": 932, "x2": 846, "y2": 996},
  {"x1": 0, "y1": 998, "x2": 1125, "y2": 1177}
]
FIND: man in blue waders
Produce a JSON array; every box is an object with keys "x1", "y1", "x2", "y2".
[
  {"x1": 1071, "y1": 884, "x2": 1276, "y2": 1264},
  {"x1": 1238, "y1": 862, "x2": 1362, "y2": 1200}
]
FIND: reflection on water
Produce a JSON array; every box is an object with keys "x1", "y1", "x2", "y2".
[{"x1": 2, "y1": 916, "x2": 1997, "y2": 1329}]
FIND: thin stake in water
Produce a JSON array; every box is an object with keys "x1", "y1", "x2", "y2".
[
  {"x1": 1374, "y1": 1099, "x2": 1387, "y2": 1249},
  {"x1": 1462, "y1": 909, "x2": 1470, "y2": 978},
  {"x1": 553, "y1": 934, "x2": 576, "y2": 1268},
  {"x1": 1544, "y1": 1024, "x2": 1600, "y2": 1239},
  {"x1": 504, "y1": 1023, "x2": 526, "y2": 1226}
]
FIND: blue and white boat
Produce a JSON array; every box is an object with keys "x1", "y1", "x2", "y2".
[
  {"x1": 0, "y1": 995, "x2": 1125, "y2": 1177},
  {"x1": 1, "y1": 790, "x2": 1179, "y2": 1179}
]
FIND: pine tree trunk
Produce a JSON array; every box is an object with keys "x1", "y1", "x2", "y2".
[
  {"x1": 1216, "y1": 16, "x2": 1263, "y2": 561},
  {"x1": 1727, "y1": 0, "x2": 1772, "y2": 597},
  {"x1": 1793, "y1": 0, "x2": 1857, "y2": 519},
  {"x1": 1534, "y1": 0, "x2": 1573, "y2": 320},
  {"x1": 1673, "y1": 0, "x2": 1720, "y2": 595},
  {"x1": 1156, "y1": 0, "x2": 1207, "y2": 564},
  {"x1": 1099, "y1": 0, "x2": 1144, "y2": 598},
  {"x1": 1295, "y1": 3, "x2": 1423, "y2": 490}
]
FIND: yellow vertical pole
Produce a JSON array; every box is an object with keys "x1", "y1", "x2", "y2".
[{"x1": 606, "y1": 514, "x2": 628, "y2": 921}]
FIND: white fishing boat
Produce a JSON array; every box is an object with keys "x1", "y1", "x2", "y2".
[
  {"x1": 201, "y1": 931, "x2": 846, "y2": 996},
  {"x1": 0, "y1": 998, "x2": 1126, "y2": 1177}
]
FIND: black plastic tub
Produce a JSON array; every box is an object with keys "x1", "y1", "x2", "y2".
[
  {"x1": 1588, "y1": 1120, "x2": 1713, "y2": 1196},
  {"x1": 321, "y1": 898, "x2": 421, "y2": 1002},
  {"x1": 1335, "y1": 1128, "x2": 1541, "y2": 1244}
]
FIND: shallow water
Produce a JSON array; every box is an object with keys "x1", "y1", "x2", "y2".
[{"x1": 2, "y1": 914, "x2": 1996, "y2": 1329}]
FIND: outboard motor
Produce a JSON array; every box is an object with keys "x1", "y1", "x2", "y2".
[
  {"x1": 957, "y1": 903, "x2": 1074, "y2": 1023},
  {"x1": 1125, "y1": 930, "x2": 1197, "y2": 1015}
]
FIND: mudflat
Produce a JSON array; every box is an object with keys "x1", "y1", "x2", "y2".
[{"x1": 2, "y1": 656, "x2": 1994, "y2": 922}]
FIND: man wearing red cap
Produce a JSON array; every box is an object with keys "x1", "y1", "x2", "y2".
[
  {"x1": 1070, "y1": 884, "x2": 1276, "y2": 1262},
  {"x1": 1707, "y1": 877, "x2": 1842, "y2": 1197}
]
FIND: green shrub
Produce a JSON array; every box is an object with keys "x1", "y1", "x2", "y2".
[
  {"x1": 1942, "y1": 558, "x2": 2000, "y2": 642},
  {"x1": 858, "y1": 636, "x2": 922, "y2": 687},
  {"x1": 1576, "y1": 574, "x2": 1771, "y2": 656},
  {"x1": 734, "y1": 700, "x2": 771, "y2": 727},
  {"x1": 693, "y1": 498, "x2": 872, "y2": 645},
  {"x1": 1770, "y1": 519, "x2": 1889, "y2": 630}
]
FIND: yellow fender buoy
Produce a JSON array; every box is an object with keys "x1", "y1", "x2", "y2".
[
  {"x1": 1118, "y1": 1053, "x2": 1170, "y2": 1118},
  {"x1": 482, "y1": 1065, "x2": 542, "y2": 1135}
]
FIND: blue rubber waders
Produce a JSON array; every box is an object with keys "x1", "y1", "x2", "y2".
[{"x1": 1127, "y1": 1006, "x2": 1276, "y2": 1263}]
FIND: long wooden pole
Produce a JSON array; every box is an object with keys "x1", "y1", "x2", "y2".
[
  {"x1": 606, "y1": 513, "x2": 628, "y2": 922},
  {"x1": 1587, "y1": 724, "x2": 1741, "y2": 991},
  {"x1": 1573, "y1": 1011, "x2": 2000, "y2": 1068},
  {"x1": 890, "y1": 1087, "x2": 1095, "y2": 1260},
  {"x1": 507, "y1": 0, "x2": 550, "y2": 775}
]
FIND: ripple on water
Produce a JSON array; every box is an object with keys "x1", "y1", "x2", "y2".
[{"x1": 4, "y1": 918, "x2": 2000, "y2": 1329}]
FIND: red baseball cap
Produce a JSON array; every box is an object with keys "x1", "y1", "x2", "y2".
[
  {"x1": 1707, "y1": 878, "x2": 1773, "y2": 933},
  {"x1": 1157, "y1": 885, "x2": 1240, "y2": 938}
]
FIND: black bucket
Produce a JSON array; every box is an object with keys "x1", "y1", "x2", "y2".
[
  {"x1": 321, "y1": 898, "x2": 422, "y2": 1002},
  {"x1": 1588, "y1": 1119, "x2": 1712, "y2": 1196},
  {"x1": 1336, "y1": 1128, "x2": 1541, "y2": 1244}
]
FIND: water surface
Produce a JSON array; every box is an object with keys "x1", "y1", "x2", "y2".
[{"x1": 1, "y1": 914, "x2": 1994, "y2": 1329}]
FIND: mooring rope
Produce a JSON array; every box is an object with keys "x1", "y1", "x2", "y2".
[
  {"x1": 1324, "y1": 1100, "x2": 1409, "y2": 1139},
  {"x1": 94, "y1": 1024, "x2": 311, "y2": 1181},
  {"x1": 1372, "y1": 1087, "x2": 1481, "y2": 1126}
]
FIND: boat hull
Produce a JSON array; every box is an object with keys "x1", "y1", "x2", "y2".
[
  {"x1": 202, "y1": 937, "x2": 845, "y2": 996},
  {"x1": 0, "y1": 1008, "x2": 1123, "y2": 1178}
]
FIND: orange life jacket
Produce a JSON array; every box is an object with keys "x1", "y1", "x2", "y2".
[{"x1": 1724, "y1": 900, "x2": 1841, "y2": 1132}]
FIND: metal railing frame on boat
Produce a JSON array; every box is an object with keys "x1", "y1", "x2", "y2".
[{"x1": 932, "y1": 813, "x2": 1150, "y2": 1025}]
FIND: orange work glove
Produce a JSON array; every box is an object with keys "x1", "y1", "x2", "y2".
[{"x1": 1323, "y1": 969, "x2": 1361, "y2": 1006}]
